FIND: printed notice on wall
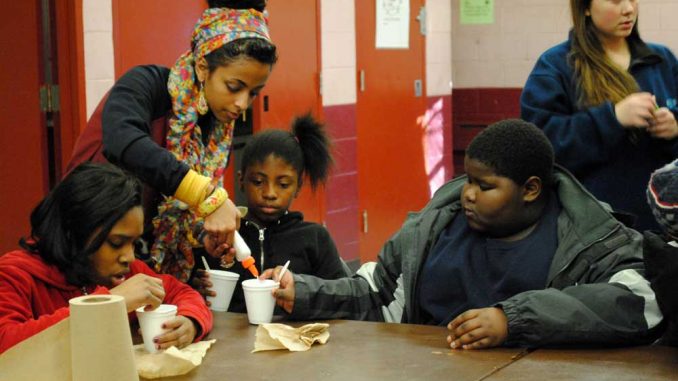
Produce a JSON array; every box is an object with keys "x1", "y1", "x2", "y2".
[
  {"x1": 460, "y1": 0, "x2": 494, "y2": 25},
  {"x1": 376, "y1": 0, "x2": 409, "y2": 49}
]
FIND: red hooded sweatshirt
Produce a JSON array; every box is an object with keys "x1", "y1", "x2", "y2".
[{"x1": 0, "y1": 250, "x2": 212, "y2": 353}]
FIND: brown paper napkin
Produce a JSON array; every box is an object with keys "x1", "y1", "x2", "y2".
[
  {"x1": 252, "y1": 323, "x2": 330, "y2": 352},
  {"x1": 134, "y1": 339, "x2": 216, "y2": 379}
]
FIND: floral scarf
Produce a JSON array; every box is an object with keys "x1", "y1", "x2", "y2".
[{"x1": 152, "y1": 7, "x2": 271, "y2": 281}]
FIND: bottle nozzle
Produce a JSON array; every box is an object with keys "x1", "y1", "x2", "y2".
[{"x1": 241, "y1": 256, "x2": 258, "y2": 277}]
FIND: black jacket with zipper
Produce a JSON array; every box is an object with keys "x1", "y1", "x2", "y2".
[{"x1": 222, "y1": 211, "x2": 350, "y2": 312}]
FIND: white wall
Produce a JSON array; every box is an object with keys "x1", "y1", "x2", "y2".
[
  {"x1": 451, "y1": 0, "x2": 678, "y2": 88},
  {"x1": 320, "y1": 0, "x2": 357, "y2": 106},
  {"x1": 82, "y1": 0, "x2": 114, "y2": 119},
  {"x1": 426, "y1": 0, "x2": 452, "y2": 97}
]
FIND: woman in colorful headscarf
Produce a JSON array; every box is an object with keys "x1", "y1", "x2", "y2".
[{"x1": 67, "y1": 0, "x2": 276, "y2": 282}]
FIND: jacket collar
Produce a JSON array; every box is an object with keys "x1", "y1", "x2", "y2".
[
  {"x1": 627, "y1": 34, "x2": 662, "y2": 69},
  {"x1": 242, "y1": 210, "x2": 303, "y2": 231},
  {"x1": 565, "y1": 29, "x2": 662, "y2": 69},
  {"x1": 419, "y1": 165, "x2": 627, "y2": 276}
]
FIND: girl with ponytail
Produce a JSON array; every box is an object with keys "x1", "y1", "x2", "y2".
[{"x1": 195, "y1": 114, "x2": 351, "y2": 312}]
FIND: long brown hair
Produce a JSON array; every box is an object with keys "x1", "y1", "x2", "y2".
[{"x1": 569, "y1": 0, "x2": 640, "y2": 108}]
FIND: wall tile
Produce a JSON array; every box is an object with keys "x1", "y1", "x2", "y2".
[
  {"x1": 427, "y1": 0, "x2": 452, "y2": 33},
  {"x1": 322, "y1": 67, "x2": 357, "y2": 106},
  {"x1": 85, "y1": 79, "x2": 113, "y2": 118},
  {"x1": 426, "y1": 62, "x2": 453, "y2": 96},
  {"x1": 321, "y1": 0, "x2": 355, "y2": 33},
  {"x1": 324, "y1": 103, "x2": 357, "y2": 139},
  {"x1": 84, "y1": 32, "x2": 114, "y2": 81},
  {"x1": 322, "y1": 32, "x2": 356, "y2": 69},
  {"x1": 83, "y1": 0, "x2": 112, "y2": 32}
]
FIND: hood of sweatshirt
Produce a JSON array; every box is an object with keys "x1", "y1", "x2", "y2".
[{"x1": 0, "y1": 250, "x2": 78, "y2": 292}]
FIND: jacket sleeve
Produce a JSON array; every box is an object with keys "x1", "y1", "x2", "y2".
[
  {"x1": 520, "y1": 57, "x2": 628, "y2": 173},
  {"x1": 101, "y1": 65, "x2": 189, "y2": 196},
  {"x1": 662, "y1": 46, "x2": 678, "y2": 157},
  {"x1": 500, "y1": 228, "x2": 661, "y2": 347},
  {"x1": 643, "y1": 231, "x2": 678, "y2": 345},
  {"x1": 0, "y1": 269, "x2": 70, "y2": 354},
  {"x1": 289, "y1": 229, "x2": 407, "y2": 322},
  {"x1": 309, "y1": 226, "x2": 353, "y2": 279},
  {"x1": 131, "y1": 261, "x2": 212, "y2": 341}
]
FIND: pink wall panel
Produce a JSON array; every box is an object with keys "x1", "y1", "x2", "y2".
[{"x1": 323, "y1": 103, "x2": 359, "y2": 262}]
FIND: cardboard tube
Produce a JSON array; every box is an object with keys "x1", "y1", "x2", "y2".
[{"x1": 69, "y1": 295, "x2": 139, "y2": 381}]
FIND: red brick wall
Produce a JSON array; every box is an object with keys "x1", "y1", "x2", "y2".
[{"x1": 452, "y1": 88, "x2": 522, "y2": 174}]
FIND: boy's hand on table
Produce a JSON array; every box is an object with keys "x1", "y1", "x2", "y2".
[
  {"x1": 446, "y1": 307, "x2": 508, "y2": 350},
  {"x1": 261, "y1": 267, "x2": 295, "y2": 314}
]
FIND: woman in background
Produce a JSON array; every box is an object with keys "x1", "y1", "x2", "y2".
[{"x1": 521, "y1": 0, "x2": 678, "y2": 230}]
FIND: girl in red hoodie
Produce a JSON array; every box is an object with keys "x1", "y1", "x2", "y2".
[{"x1": 0, "y1": 163, "x2": 212, "y2": 354}]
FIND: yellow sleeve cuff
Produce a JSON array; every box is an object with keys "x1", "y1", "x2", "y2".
[{"x1": 174, "y1": 169, "x2": 211, "y2": 207}]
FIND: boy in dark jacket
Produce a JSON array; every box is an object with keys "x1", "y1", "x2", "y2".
[
  {"x1": 265, "y1": 119, "x2": 661, "y2": 349},
  {"x1": 645, "y1": 159, "x2": 678, "y2": 346}
]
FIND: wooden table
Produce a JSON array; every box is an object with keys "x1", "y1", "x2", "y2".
[
  {"x1": 148, "y1": 312, "x2": 678, "y2": 380},
  {"x1": 484, "y1": 346, "x2": 678, "y2": 381},
  {"x1": 154, "y1": 312, "x2": 527, "y2": 381}
]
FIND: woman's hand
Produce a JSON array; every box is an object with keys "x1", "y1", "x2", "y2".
[
  {"x1": 446, "y1": 307, "x2": 508, "y2": 350},
  {"x1": 615, "y1": 92, "x2": 656, "y2": 128},
  {"x1": 203, "y1": 234, "x2": 236, "y2": 267},
  {"x1": 190, "y1": 269, "x2": 215, "y2": 306},
  {"x1": 261, "y1": 267, "x2": 295, "y2": 314},
  {"x1": 648, "y1": 107, "x2": 678, "y2": 139},
  {"x1": 109, "y1": 274, "x2": 165, "y2": 312},
  {"x1": 153, "y1": 315, "x2": 198, "y2": 350},
  {"x1": 203, "y1": 197, "x2": 240, "y2": 248}
]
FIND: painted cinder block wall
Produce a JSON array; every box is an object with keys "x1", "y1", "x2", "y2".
[{"x1": 320, "y1": 0, "x2": 452, "y2": 263}]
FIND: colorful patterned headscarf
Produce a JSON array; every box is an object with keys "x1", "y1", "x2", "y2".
[{"x1": 152, "y1": 7, "x2": 271, "y2": 281}]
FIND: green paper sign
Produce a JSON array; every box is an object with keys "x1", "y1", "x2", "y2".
[{"x1": 460, "y1": 0, "x2": 494, "y2": 25}]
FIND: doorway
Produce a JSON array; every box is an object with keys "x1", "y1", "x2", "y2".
[{"x1": 355, "y1": 0, "x2": 429, "y2": 262}]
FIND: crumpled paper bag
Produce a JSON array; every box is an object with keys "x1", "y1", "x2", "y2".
[
  {"x1": 134, "y1": 339, "x2": 216, "y2": 379},
  {"x1": 252, "y1": 323, "x2": 329, "y2": 352}
]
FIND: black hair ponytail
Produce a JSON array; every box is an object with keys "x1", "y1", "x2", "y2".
[
  {"x1": 291, "y1": 114, "x2": 333, "y2": 191},
  {"x1": 240, "y1": 114, "x2": 334, "y2": 192}
]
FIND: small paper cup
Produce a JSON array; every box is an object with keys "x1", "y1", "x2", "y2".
[
  {"x1": 206, "y1": 269, "x2": 240, "y2": 312},
  {"x1": 135, "y1": 304, "x2": 177, "y2": 353},
  {"x1": 242, "y1": 279, "x2": 279, "y2": 324}
]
